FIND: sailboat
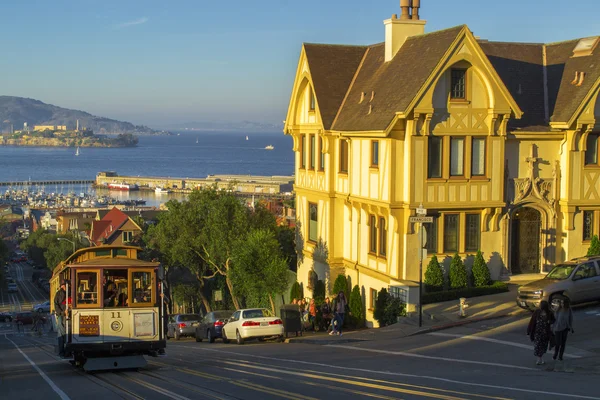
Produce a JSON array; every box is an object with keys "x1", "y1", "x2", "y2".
[
  {"x1": 246, "y1": 135, "x2": 249, "y2": 141},
  {"x1": 196, "y1": 137, "x2": 199, "y2": 144},
  {"x1": 75, "y1": 146, "x2": 80, "y2": 156}
]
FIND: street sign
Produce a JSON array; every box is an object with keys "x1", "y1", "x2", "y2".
[
  {"x1": 214, "y1": 290, "x2": 222, "y2": 302},
  {"x1": 416, "y1": 204, "x2": 427, "y2": 215},
  {"x1": 410, "y1": 216, "x2": 433, "y2": 223}
]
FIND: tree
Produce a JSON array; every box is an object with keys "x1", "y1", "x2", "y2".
[
  {"x1": 313, "y1": 280, "x2": 325, "y2": 303},
  {"x1": 275, "y1": 225, "x2": 297, "y2": 271},
  {"x1": 586, "y1": 235, "x2": 600, "y2": 257},
  {"x1": 230, "y1": 229, "x2": 290, "y2": 313},
  {"x1": 449, "y1": 253, "x2": 468, "y2": 289},
  {"x1": 332, "y1": 274, "x2": 349, "y2": 299},
  {"x1": 471, "y1": 250, "x2": 491, "y2": 287},
  {"x1": 289, "y1": 281, "x2": 303, "y2": 302},
  {"x1": 424, "y1": 255, "x2": 444, "y2": 292},
  {"x1": 373, "y1": 288, "x2": 389, "y2": 326},
  {"x1": 349, "y1": 285, "x2": 365, "y2": 328}
]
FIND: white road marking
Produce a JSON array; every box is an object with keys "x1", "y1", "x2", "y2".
[
  {"x1": 4, "y1": 334, "x2": 71, "y2": 400},
  {"x1": 172, "y1": 344, "x2": 600, "y2": 400},
  {"x1": 427, "y1": 332, "x2": 583, "y2": 358}
]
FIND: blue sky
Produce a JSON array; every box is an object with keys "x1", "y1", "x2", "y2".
[{"x1": 0, "y1": 0, "x2": 598, "y2": 127}]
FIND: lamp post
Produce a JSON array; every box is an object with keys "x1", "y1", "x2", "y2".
[{"x1": 57, "y1": 238, "x2": 76, "y2": 254}]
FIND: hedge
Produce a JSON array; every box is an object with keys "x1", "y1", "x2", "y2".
[{"x1": 422, "y1": 281, "x2": 509, "y2": 304}]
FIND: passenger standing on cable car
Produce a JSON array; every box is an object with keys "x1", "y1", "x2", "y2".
[{"x1": 54, "y1": 280, "x2": 67, "y2": 357}]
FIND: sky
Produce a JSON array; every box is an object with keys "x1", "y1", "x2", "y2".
[{"x1": 0, "y1": 0, "x2": 599, "y2": 128}]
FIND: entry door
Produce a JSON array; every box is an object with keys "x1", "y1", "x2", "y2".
[{"x1": 511, "y1": 208, "x2": 541, "y2": 274}]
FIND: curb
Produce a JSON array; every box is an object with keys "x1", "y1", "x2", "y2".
[
  {"x1": 407, "y1": 310, "x2": 526, "y2": 336},
  {"x1": 283, "y1": 337, "x2": 366, "y2": 345}
]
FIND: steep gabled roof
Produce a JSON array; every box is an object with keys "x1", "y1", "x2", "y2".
[
  {"x1": 332, "y1": 26, "x2": 465, "y2": 131},
  {"x1": 90, "y1": 207, "x2": 131, "y2": 245},
  {"x1": 303, "y1": 43, "x2": 368, "y2": 129},
  {"x1": 549, "y1": 39, "x2": 600, "y2": 123}
]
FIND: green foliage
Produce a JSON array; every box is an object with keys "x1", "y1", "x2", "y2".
[
  {"x1": 275, "y1": 225, "x2": 296, "y2": 271},
  {"x1": 449, "y1": 253, "x2": 468, "y2": 289},
  {"x1": 471, "y1": 250, "x2": 491, "y2": 287},
  {"x1": 171, "y1": 282, "x2": 201, "y2": 313},
  {"x1": 586, "y1": 235, "x2": 600, "y2": 257},
  {"x1": 230, "y1": 229, "x2": 290, "y2": 313},
  {"x1": 349, "y1": 285, "x2": 365, "y2": 328},
  {"x1": 422, "y1": 281, "x2": 509, "y2": 304},
  {"x1": 289, "y1": 281, "x2": 303, "y2": 302},
  {"x1": 332, "y1": 274, "x2": 349, "y2": 299},
  {"x1": 424, "y1": 255, "x2": 444, "y2": 292},
  {"x1": 313, "y1": 280, "x2": 326, "y2": 303},
  {"x1": 373, "y1": 288, "x2": 405, "y2": 327},
  {"x1": 21, "y1": 230, "x2": 80, "y2": 269}
]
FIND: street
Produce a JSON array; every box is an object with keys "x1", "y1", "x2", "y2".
[
  {"x1": 1, "y1": 302, "x2": 600, "y2": 400},
  {"x1": 1, "y1": 261, "x2": 48, "y2": 313}
]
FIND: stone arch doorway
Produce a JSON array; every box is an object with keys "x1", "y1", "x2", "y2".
[{"x1": 510, "y1": 207, "x2": 542, "y2": 274}]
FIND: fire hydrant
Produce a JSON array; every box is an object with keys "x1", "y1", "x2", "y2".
[{"x1": 458, "y1": 297, "x2": 469, "y2": 318}]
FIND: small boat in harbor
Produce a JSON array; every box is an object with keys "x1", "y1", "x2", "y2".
[
  {"x1": 196, "y1": 137, "x2": 199, "y2": 144},
  {"x1": 246, "y1": 136, "x2": 249, "y2": 141},
  {"x1": 265, "y1": 145, "x2": 274, "y2": 150},
  {"x1": 75, "y1": 147, "x2": 80, "y2": 156},
  {"x1": 107, "y1": 182, "x2": 139, "y2": 191},
  {"x1": 155, "y1": 187, "x2": 172, "y2": 194}
]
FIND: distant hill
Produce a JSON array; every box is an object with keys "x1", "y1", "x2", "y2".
[
  {"x1": 162, "y1": 120, "x2": 283, "y2": 132},
  {"x1": 0, "y1": 96, "x2": 169, "y2": 135}
]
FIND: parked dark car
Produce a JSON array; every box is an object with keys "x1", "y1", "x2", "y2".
[
  {"x1": 195, "y1": 310, "x2": 235, "y2": 343},
  {"x1": 14, "y1": 312, "x2": 34, "y2": 325},
  {"x1": 0, "y1": 311, "x2": 12, "y2": 323},
  {"x1": 167, "y1": 314, "x2": 201, "y2": 340}
]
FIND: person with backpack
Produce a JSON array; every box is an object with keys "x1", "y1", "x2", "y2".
[{"x1": 329, "y1": 291, "x2": 348, "y2": 336}]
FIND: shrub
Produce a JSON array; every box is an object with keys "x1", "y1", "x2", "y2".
[
  {"x1": 422, "y1": 281, "x2": 509, "y2": 304},
  {"x1": 471, "y1": 250, "x2": 490, "y2": 287},
  {"x1": 313, "y1": 279, "x2": 326, "y2": 303},
  {"x1": 424, "y1": 255, "x2": 444, "y2": 292},
  {"x1": 332, "y1": 274, "x2": 349, "y2": 299},
  {"x1": 373, "y1": 288, "x2": 405, "y2": 327},
  {"x1": 587, "y1": 235, "x2": 600, "y2": 257},
  {"x1": 348, "y1": 285, "x2": 365, "y2": 328},
  {"x1": 449, "y1": 253, "x2": 468, "y2": 289},
  {"x1": 289, "y1": 281, "x2": 303, "y2": 302}
]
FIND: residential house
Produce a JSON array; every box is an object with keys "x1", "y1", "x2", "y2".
[
  {"x1": 90, "y1": 207, "x2": 143, "y2": 246},
  {"x1": 284, "y1": 1, "x2": 600, "y2": 324}
]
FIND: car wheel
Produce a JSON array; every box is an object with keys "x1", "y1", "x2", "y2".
[
  {"x1": 222, "y1": 330, "x2": 230, "y2": 344},
  {"x1": 278, "y1": 335, "x2": 285, "y2": 343},
  {"x1": 174, "y1": 331, "x2": 180, "y2": 341},
  {"x1": 37, "y1": 309, "x2": 43, "y2": 313},
  {"x1": 257, "y1": 337, "x2": 265, "y2": 342},
  {"x1": 208, "y1": 330, "x2": 215, "y2": 343},
  {"x1": 195, "y1": 332, "x2": 202, "y2": 342},
  {"x1": 236, "y1": 330, "x2": 244, "y2": 345},
  {"x1": 550, "y1": 294, "x2": 567, "y2": 312}
]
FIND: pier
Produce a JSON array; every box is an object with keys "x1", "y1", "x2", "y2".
[{"x1": 0, "y1": 179, "x2": 94, "y2": 187}]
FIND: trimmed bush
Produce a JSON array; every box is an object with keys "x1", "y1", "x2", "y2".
[
  {"x1": 332, "y1": 274, "x2": 349, "y2": 299},
  {"x1": 471, "y1": 250, "x2": 491, "y2": 287},
  {"x1": 373, "y1": 288, "x2": 405, "y2": 327},
  {"x1": 289, "y1": 281, "x2": 303, "y2": 302},
  {"x1": 313, "y1": 279, "x2": 326, "y2": 303},
  {"x1": 587, "y1": 235, "x2": 600, "y2": 257},
  {"x1": 424, "y1": 255, "x2": 444, "y2": 292},
  {"x1": 449, "y1": 253, "x2": 468, "y2": 289},
  {"x1": 373, "y1": 288, "x2": 389, "y2": 326},
  {"x1": 349, "y1": 285, "x2": 365, "y2": 328},
  {"x1": 422, "y1": 281, "x2": 509, "y2": 304}
]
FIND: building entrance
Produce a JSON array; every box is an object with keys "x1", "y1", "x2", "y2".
[{"x1": 511, "y1": 207, "x2": 541, "y2": 274}]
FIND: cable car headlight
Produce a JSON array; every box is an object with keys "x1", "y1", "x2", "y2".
[{"x1": 111, "y1": 320, "x2": 123, "y2": 332}]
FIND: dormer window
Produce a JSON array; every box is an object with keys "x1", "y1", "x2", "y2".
[
  {"x1": 310, "y1": 91, "x2": 316, "y2": 111},
  {"x1": 450, "y1": 69, "x2": 467, "y2": 100}
]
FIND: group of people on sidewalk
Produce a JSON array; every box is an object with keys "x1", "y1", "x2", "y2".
[
  {"x1": 291, "y1": 291, "x2": 348, "y2": 336},
  {"x1": 527, "y1": 298, "x2": 574, "y2": 365}
]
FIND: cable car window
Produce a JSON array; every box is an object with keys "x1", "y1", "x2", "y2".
[
  {"x1": 76, "y1": 270, "x2": 99, "y2": 306},
  {"x1": 132, "y1": 270, "x2": 153, "y2": 305},
  {"x1": 104, "y1": 269, "x2": 129, "y2": 307}
]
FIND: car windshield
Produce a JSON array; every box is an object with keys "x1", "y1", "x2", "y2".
[
  {"x1": 179, "y1": 314, "x2": 200, "y2": 322},
  {"x1": 242, "y1": 309, "x2": 272, "y2": 319},
  {"x1": 546, "y1": 264, "x2": 576, "y2": 280}
]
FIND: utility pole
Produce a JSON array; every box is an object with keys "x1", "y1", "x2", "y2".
[{"x1": 410, "y1": 204, "x2": 431, "y2": 328}]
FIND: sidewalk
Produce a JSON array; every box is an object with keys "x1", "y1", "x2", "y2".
[{"x1": 285, "y1": 284, "x2": 528, "y2": 344}]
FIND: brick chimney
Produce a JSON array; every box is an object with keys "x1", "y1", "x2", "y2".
[{"x1": 384, "y1": 0, "x2": 426, "y2": 62}]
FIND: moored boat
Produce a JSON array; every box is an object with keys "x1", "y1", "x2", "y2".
[
  {"x1": 265, "y1": 145, "x2": 274, "y2": 150},
  {"x1": 107, "y1": 182, "x2": 139, "y2": 191}
]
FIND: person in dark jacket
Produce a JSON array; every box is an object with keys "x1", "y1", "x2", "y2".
[
  {"x1": 552, "y1": 297, "x2": 574, "y2": 361},
  {"x1": 320, "y1": 297, "x2": 333, "y2": 331},
  {"x1": 527, "y1": 300, "x2": 555, "y2": 365},
  {"x1": 54, "y1": 280, "x2": 67, "y2": 357},
  {"x1": 330, "y1": 292, "x2": 348, "y2": 336}
]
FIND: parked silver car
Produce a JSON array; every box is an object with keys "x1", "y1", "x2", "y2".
[
  {"x1": 517, "y1": 256, "x2": 600, "y2": 311},
  {"x1": 167, "y1": 314, "x2": 201, "y2": 340},
  {"x1": 32, "y1": 301, "x2": 51, "y2": 313}
]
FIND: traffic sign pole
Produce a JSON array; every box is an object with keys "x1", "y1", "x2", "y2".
[{"x1": 418, "y1": 222, "x2": 423, "y2": 328}]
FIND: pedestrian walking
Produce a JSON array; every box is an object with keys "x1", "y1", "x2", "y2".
[
  {"x1": 527, "y1": 300, "x2": 555, "y2": 365},
  {"x1": 308, "y1": 299, "x2": 317, "y2": 332},
  {"x1": 552, "y1": 297, "x2": 574, "y2": 361},
  {"x1": 329, "y1": 291, "x2": 348, "y2": 336}
]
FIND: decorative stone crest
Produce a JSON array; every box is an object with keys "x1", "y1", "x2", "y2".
[{"x1": 511, "y1": 145, "x2": 557, "y2": 216}]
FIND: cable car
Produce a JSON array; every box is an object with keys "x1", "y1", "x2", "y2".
[{"x1": 50, "y1": 245, "x2": 166, "y2": 371}]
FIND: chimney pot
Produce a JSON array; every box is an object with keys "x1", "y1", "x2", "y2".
[
  {"x1": 412, "y1": 0, "x2": 421, "y2": 20},
  {"x1": 400, "y1": 0, "x2": 411, "y2": 20}
]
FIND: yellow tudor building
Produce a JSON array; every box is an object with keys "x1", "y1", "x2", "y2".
[{"x1": 284, "y1": 1, "x2": 600, "y2": 324}]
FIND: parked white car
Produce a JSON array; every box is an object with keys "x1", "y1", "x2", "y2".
[
  {"x1": 32, "y1": 300, "x2": 51, "y2": 313},
  {"x1": 222, "y1": 308, "x2": 284, "y2": 345}
]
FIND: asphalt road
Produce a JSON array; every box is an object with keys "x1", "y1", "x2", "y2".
[
  {"x1": 1, "y1": 303, "x2": 599, "y2": 400},
  {"x1": 1, "y1": 261, "x2": 49, "y2": 313}
]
